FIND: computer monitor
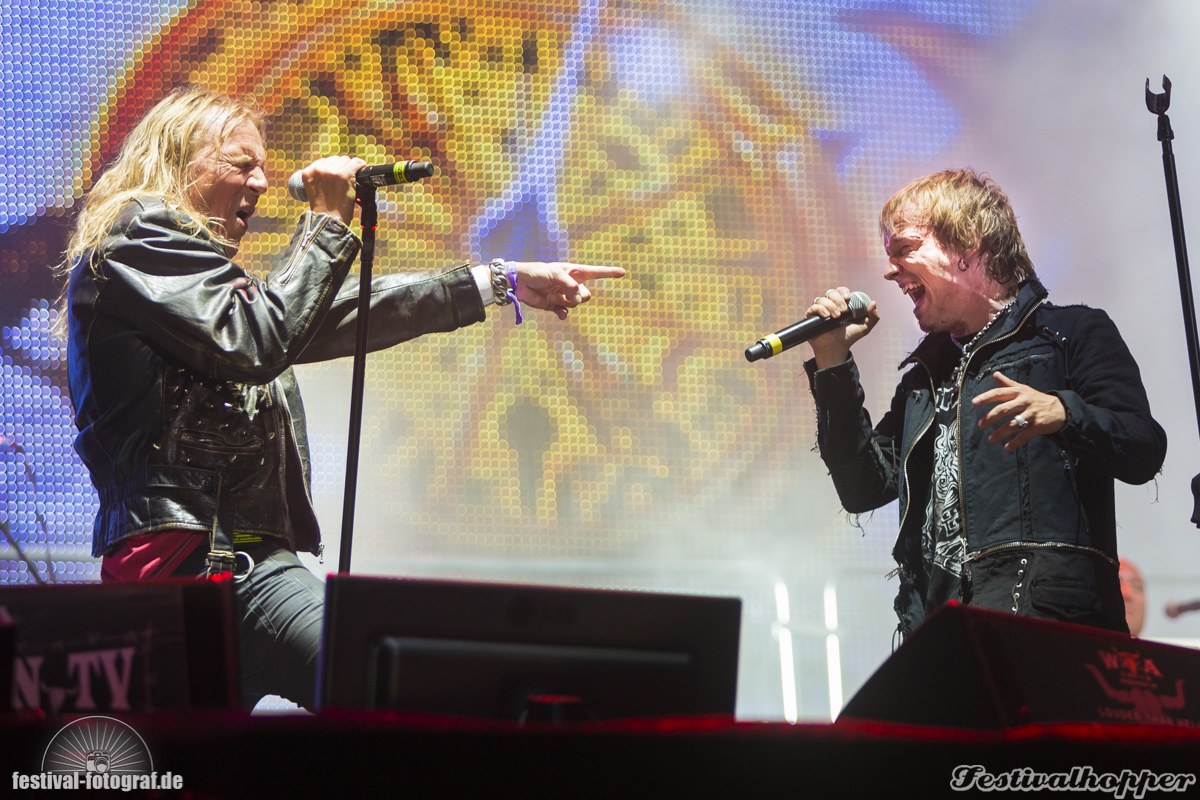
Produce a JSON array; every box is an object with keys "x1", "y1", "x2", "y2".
[{"x1": 318, "y1": 575, "x2": 741, "y2": 722}]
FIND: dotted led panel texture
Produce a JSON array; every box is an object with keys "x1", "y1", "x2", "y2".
[
  {"x1": 1, "y1": 0, "x2": 1034, "y2": 576},
  {"x1": 99, "y1": 0, "x2": 827, "y2": 561}
]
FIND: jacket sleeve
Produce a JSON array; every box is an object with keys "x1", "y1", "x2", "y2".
[
  {"x1": 97, "y1": 201, "x2": 361, "y2": 384},
  {"x1": 1048, "y1": 308, "x2": 1167, "y2": 484},
  {"x1": 295, "y1": 263, "x2": 487, "y2": 363},
  {"x1": 804, "y1": 353, "x2": 905, "y2": 513}
]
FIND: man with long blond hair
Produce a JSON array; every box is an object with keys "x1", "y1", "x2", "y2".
[
  {"x1": 61, "y1": 86, "x2": 623, "y2": 709},
  {"x1": 802, "y1": 169, "x2": 1165, "y2": 638}
]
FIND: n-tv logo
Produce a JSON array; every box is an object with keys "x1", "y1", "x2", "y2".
[{"x1": 12, "y1": 645, "x2": 137, "y2": 713}]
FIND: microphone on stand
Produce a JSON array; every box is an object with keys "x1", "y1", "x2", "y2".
[
  {"x1": 745, "y1": 291, "x2": 872, "y2": 362},
  {"x1": 287, "y1": 160, "x2": 435, "y2": 201},
  {"x1": 1164, "y1": 598, "x2": 1200, "y2": 619}
]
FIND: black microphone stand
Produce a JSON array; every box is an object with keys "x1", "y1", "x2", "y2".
[
  {"x1": 338, "y1": 185, "x2": 377, "y2": 571},
  {"x1": 1146, "y1": 75, "x2": 1200, "y2": 526}
]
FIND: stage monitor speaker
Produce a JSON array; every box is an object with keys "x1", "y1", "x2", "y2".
[
  {"x1": 320, "y1": 575, "x2": 742, "y2": 721},
  {"x1": 0, "y1": 579, "x2": 238, "y2": 715},
  {"x1": 839, "y1": 602, "x2": 1200, "y2": 729}
]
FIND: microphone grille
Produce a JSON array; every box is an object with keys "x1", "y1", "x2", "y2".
[
  {"x1": 287, "y1": 171, "x2": 308, "y2": 202},
  {"x1": 847, "y1": 291, "x2": 872, "y2": 319}
]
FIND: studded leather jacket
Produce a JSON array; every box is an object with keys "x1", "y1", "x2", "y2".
[
  {"x1": 805, "y1": 278, "x2": 1167, "y2": 635},
  {"x1": 67, "y1": 196, "x2": 485, "y2": 557}
]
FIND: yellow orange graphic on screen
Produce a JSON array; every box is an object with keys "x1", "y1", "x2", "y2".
[{"x1": 92, "y1": 0, "x2": 861, "y2": 553}]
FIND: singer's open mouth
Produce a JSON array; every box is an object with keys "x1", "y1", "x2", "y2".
[{"x1": 904, "y1": 284, "x2": 925, "y2": 307}]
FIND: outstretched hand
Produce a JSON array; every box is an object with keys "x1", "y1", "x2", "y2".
[
  {"x1": 510, "y1": 262, "x2": 626, "y2": 319},
  {"x1": 972, "y1": 371, "x2": 1068, "y2": 452}
]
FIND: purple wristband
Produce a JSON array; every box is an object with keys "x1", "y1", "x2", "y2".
[{"x1": 506, "y1": 265, "x2": 523, "y2": 325}]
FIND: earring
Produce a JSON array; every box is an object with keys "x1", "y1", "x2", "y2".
[{"x1": 957, "y1": 258, "x2": 969, "y2": 272}]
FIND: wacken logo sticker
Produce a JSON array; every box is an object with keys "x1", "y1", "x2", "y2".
[
  {"x1": 10, "y1": 716, "x2": 183, "y2": 792},
  {"x1": 1083, "y1": 646, "x2": 1190, "y2": 726}
]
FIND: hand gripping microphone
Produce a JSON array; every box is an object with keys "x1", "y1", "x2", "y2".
[
  {"x1": 745, "y1": 291, "x2": 872, "y2": 362},
  {"x1": 287, "y1": 160, "x2": 435, "y2": 201}
]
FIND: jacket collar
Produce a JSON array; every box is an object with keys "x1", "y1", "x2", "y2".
[{"x1": 899, "y1": 277, "x2": 1048, "y2": 370}]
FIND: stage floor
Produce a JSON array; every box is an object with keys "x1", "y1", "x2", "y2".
[{"x1": 3, "y1": 712, "x2": 1198, "y2": 798}]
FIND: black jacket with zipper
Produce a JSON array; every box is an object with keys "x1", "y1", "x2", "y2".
[
  {"x1": 68, "y1": 196, "x2": 485, "y2": 558},
  {"x1": 806, "y1": 278, "x2": 1167, "y2": 635}
]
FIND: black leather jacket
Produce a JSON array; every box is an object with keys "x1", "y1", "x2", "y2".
[
  {"x1": 806, "y1": 278, "x2": 1167, "y2": 634},
  {"x1": 67, "y1": 196, "x2": 485, "y2": 557}
]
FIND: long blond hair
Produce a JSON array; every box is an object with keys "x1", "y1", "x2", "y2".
[{"x1": 58, "y1": 86, "x2": 263, "y2": 285}]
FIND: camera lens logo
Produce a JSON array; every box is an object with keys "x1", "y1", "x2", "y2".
[
  {"x1": 85, "y1": 752, "x2": 109, "y2": 774},
  {"x1": 42, "y1": 716, "x2": 153, "y2": 775}
]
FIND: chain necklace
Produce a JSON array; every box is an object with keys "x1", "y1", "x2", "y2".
[{"x1": 948, "y1": 298, "x2": 1016, "y2": 394}]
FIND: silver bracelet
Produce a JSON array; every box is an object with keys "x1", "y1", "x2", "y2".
[{"x1": 489, "y1": 258, "x2": 513, "y2": 306}]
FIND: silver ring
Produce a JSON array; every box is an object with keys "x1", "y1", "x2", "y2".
[
  {"x1": 232, "y1": 550, "x2": 256, "y2": 584},
  {"x1": 1013, "y1": 414, "x2": 1030, "y2": 429}
]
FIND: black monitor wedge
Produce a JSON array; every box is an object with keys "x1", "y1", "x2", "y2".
[{"x1": 318, "y1": 575, "x2": 741, "y2": 722}]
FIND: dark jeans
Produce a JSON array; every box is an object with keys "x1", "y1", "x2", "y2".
[
  {"x1": 962, "y1": 546, "x2": 1127, "y2": 633},
  {"x1": 178, "y1": 544, "x2": 324, "y2": 710}
]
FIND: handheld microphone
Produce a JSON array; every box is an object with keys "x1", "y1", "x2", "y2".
[
  {"x1": 1165, "y1": 598, "x2": 1200, "y2": 619},
  {"x1": 745, "y1": 291, "x2": 872, "y2": 362},
  {"x1": 287, "y1": 160, "x2": 435, "y2": 201}
]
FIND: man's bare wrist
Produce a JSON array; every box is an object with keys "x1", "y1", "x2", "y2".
[{"x1": 812, "y1": 347, "x2": 851, "y2": 370}]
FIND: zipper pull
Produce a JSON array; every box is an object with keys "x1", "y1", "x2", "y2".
[
  {"x1": 242, "y1": 384, "x2": 259, "y2": 421},
  {"x1": 317, "y1": 543, "x2": 325, "y2": 565}
]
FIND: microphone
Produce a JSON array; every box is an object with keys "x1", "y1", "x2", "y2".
[
  {"x1": 1165, "y1": 598, "x2": 1200, "y2": 619},
  {"x1": 287, "y1": 160, "x2": 435, "y2": 201},
  {"x1": 745, "y1": 291, "x2": 872, "y2": 362}
]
